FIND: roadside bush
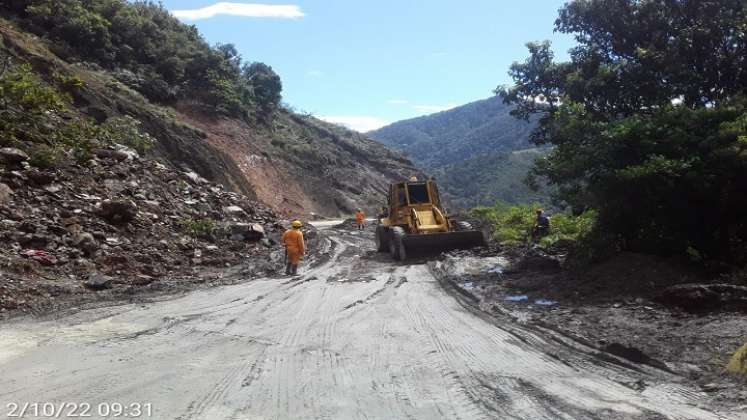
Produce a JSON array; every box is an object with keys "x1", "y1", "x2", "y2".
[
  {"x1": 538, "y1": 211, "x2": 596, "y2": 248},
  {"x1": 471, "y1": 201, "x2": 596, "y2": 247}
]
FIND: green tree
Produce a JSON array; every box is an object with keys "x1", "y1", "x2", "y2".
[
  {"x1": 0, "y1": 0, "x2": 279, "y2": 119},
  {"x1": 500, "y1": 0, "x2": 747, "y2": 264},
  {"x1": 243, "y1": 62, "x2": 282, "y2": 118}
]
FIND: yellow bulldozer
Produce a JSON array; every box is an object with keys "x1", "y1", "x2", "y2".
[{"x1": 375, "y1": 178, "x2": 487, "y2": 260}]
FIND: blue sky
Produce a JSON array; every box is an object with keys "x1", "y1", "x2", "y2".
[{"x1": 163, "y1": 1, "x2": 576, "y2": 131}]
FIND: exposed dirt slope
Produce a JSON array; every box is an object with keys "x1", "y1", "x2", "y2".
[
  {"x1": 179, "y1": 108, "x2": 419, "y2": 217},
  {"x1": 0, "y1": 20, "x2": 418, "y2": 217}
]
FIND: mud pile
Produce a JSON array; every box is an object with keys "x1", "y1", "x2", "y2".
[
  {"x1": 0, "y1": 145, "x2": 284, "y2": 315},
  {"x1": 433, "y1": 245, "x2": 747, "y2": 409}
]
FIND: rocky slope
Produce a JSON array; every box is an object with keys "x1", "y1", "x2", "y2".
[
  {"x1": 0, "y1": 18, "x2": 417, "y2": 218},
  {"x1": 369, "y1": 96, "x2": 547, "y2": 207},
  {"x1": 0, "y1": 14, "x2": 417, "y2": 317},
  {"x1": 0, "y1": 143, "x2": 287, "y2": 316}
]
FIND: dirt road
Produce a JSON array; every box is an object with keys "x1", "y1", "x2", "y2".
[{"x1": 0, "y1": 225, "x2": 735, "y2": 419}]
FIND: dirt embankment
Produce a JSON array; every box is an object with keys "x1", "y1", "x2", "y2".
[
  {"x1": 177, "y1": 107, "x2": 419, "y2": 218},
  {"x1": 433, "y1": 246, "x2": 747, "y2": 411}
]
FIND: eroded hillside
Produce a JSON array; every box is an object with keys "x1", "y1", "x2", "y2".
[{"x1": 0, "y1": 10, "x2": 417, "y2": 218}]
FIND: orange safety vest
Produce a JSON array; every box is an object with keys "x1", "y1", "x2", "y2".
[
  {"x1": 356, "y1": 211, "x2": 365, "y2": 224},
  {"x1": 282, "y1": 229, "x2": 305, "y2": 264}
]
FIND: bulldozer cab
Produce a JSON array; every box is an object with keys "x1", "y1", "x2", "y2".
[
  {"x1": 385, "y1": 180, "x2": 451, "y2": 234},
  {"x1": 376, "y1": 178, "x2": 486, "y2": 260}
]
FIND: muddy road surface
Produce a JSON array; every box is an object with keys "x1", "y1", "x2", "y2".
[{"x1": 0, "y1": 225, "x2": 735, "y2": 419}]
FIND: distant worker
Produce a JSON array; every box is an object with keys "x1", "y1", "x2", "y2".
[
  {"x1": 282, "y1": 220, "x2": 306, "y2": 276},
  {"x1": 355, "y1": 208, "x2": 366, "y2": 231},
  {"x1": 532, "y1": 209, "x2": 551, "y2": 241},
  {"x1": 378, "y1": 206, "x2": 389, "y2": 219}
]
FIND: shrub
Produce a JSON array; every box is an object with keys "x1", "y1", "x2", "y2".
[
  {"x1": 99, "y1": 116, "x2": 155, "y2": 154},
  {"x1": 471, "y1": 201, "x2": 596, "y2": 247},
  {"x1": 0, "y1": 63, "x2": 69, "y2": 146},
  {"x1": 179, "y1": 218, "x2": 216, "y2": 239},
  {"x1": 28, "y1": 144, "x2": 59, "y2": 169}
]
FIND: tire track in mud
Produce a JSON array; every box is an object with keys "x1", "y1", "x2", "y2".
[
  {"x1": 0, "y1": 227, "x2": 733, "y2": 420},
  {"x1": 427, "y1": 261, "x2": 728, "y2": 420}
]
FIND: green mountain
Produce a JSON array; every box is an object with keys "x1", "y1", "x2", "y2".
[{"x1": 368, "y1": 96, "x2": 547, "y2": 207}]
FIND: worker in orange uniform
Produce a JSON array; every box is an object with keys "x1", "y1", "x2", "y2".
[
  {"x1": 282, "y1": 220, "x2": 305, "y2": 276},
  {"x1": 355, "y1": 208, "x2": 366, "y2": 231}
]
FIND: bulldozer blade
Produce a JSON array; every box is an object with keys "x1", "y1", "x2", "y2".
[{"x1": 402, "y1": 230, "x2": 486, "y2": 257}]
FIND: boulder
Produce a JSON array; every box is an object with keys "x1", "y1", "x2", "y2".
[
  {"x1": 226, "y1": 223, "x2": 265, "y2": 242},
  {"x1": 95, "y1": 149, "x2": 130, "y2": 162},
  {"x1": 73, "y1": 232, "x2": 99, "y2": 256},
  {"x1": 84, "y1": 273, "x2": 113, "y2": 291},
  {"x1": 0, "y1": 183, "x2": 13, "y2": 205},
  {"x1": 18, "y1": 234, "x2": 51, "y2": 250},
  {"x1": 223, "y1": 205, "x2": 245, "y2": 216},
  {"x1": 99, "y1": 199, "x2": 138, "y2": 225},
  {"x1": 0, "y1": 147, "x2": 29, "y2": 165},
  {"x1": 25, "y1": 169, "x2": 55, "y2": 185},
  {"x1": 183, "y1": 171, "x2": 208, "y2": 185}
]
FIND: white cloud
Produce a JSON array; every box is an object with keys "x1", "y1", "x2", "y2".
[
  {"x1": 172, "y1": 3, "x2": 304, "y2": 20},
  {"x1": 413, "y1": 103, "x2": 458, "y2": 114},
  {"x1": 319, "y1": 116, "x2": 390, "y2": 133},
  {"x1": 387, "y1": 99, "x2": 409, "y2": 105}
]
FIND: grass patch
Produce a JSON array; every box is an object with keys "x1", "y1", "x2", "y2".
[{"x1": 471, "y1": 201, "x2": 596, "y2": 247}]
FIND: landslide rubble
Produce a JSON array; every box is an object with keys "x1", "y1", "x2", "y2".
[{"x1": 0, "y1": 145, "x2": 286, "y2": 316}]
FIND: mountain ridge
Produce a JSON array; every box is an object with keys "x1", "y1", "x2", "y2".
[{"x1": 369, "y1": 95, "x2": 545, "y2": 207}]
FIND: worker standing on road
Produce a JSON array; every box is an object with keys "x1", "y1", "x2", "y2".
[
  {"x1": 283, "y1": 220, "x2": 305, "y2": 276},
  {"x1": 355, "y1": 208, "x2": 366, "y2": 231}
]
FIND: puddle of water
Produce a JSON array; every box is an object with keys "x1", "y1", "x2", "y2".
[
  {"x1": 505, "y1": 295, "x2": 529, "y2": 302},
  {"x1": 462, "y1": 282, "x2": 474, "y2": 290},
  {"x1": 308, "y1": 220, "x2": 344, "y2": 230},
  {"x1": 445, "y1": 256, "x2": 508, "y2": 277},
  {"x1": 487, "y1": 265, "x2": 503, "y2": 274},
  {"x1": 535, "y1": 299, "x2": 557, "y2": 306}
]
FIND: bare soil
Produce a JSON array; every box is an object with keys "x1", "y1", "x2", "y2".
[{"x1": 437, "y1": 247, "x2": 747, "y2": 413}]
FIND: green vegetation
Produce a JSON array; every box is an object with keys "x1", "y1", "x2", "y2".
[
  {"x1": 179, "y1": 217, "x2": 216, "y2": 239},
  {"x1": 499, "y1": 0, "x2": 747, "y2": 266},
  {"x1": 1, "y1": 0, "x2": 282, "y2": 120},
  {"x1": 435, "y1": 149, "x2": 549, "y2": 207},
  {"x1": 0, "y1": 63, "x2": 68, "y2": 146},
  {"x1": 99, "y1": 116, "x2": 155, "y2": 154},
  {"x1": 472, "y1": 202, "x2": 596, "y2": 248},
  {"x1": 0, "y1": 60, "x2": 155, "y2": 167},
  {"x1": 369, "y1": 96, "x2": 542, "y2": 207}
]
